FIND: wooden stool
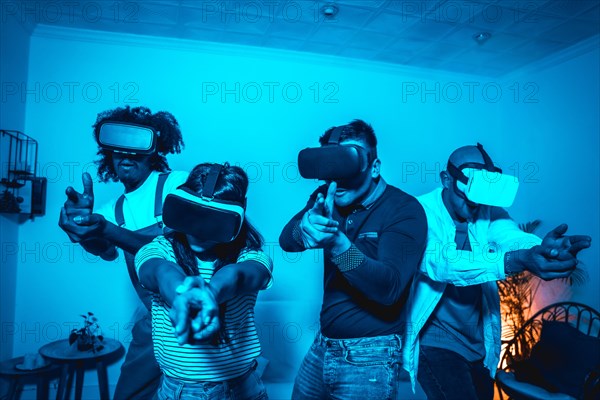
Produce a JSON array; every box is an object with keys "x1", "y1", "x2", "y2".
[
  {"x1": 0, "y1": 356, "x2": 61, "y2": 400},
  {"x1": 39, "y1": 339, "x2": 124, "y2": 400}
]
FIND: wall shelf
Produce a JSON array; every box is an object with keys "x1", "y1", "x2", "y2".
[{"x1": 0, "y1": 130, "x2": 46, "y2": 218}]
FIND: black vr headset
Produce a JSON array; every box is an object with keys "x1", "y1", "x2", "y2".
[
  {"x1": 162, "y1": 164, "x2": 245, "y2": 243},
  {"x1": 298, "y1": 126, "x2": 370, "y2": 180},
  {"x1": 98, "y1": 121, "x2": 158, "y2": 155}
]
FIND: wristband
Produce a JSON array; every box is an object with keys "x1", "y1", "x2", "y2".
[{"x1": 504, "y1": 252, "x2": 518, "y2": 276}]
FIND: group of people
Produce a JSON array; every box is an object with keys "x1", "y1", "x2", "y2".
[{"x1": 59, "y1": 106, "x2": 591, "y2": 400}]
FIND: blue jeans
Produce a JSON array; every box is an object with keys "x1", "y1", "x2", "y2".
[
  {"x1": 417, "y1": 345, "x2": 494, "y2": 400},
  {"x1": 154, "y1": 363, "x2": 268, "y2": 400},
  {"x1": 292, "y1": 332, "x2": 403, "y2": 400}
]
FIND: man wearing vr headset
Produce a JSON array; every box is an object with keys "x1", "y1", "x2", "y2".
[
  {"x1": 58, "y1": 106, "x2": 187, "y2": 399},
  {"x1": 403, "y1": 144, "x2": 592, "y2": 400},
  {"x1": 280, "y1": 120, "x2": 428, "y2": 399}
]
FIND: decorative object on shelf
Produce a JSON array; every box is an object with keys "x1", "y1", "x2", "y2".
[
  {"x1": 0, "y1": 129, "x2": 46, "y2": 218},
  {"x1": 68, "y1": 312, "x2": 105, "y2": 353}
]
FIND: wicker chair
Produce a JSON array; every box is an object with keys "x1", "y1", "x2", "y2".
[{"x1": 496, "y1": 302, "x2": 600, "y2": 400}]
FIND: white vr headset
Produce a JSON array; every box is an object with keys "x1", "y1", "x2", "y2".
[
  {"x1": 447, "y1": 143, "x2": 519, "y2": 208},
  {"x1": 98, "y1": 121, "x2": 158, "y2": 155},
  {"x1": 162, "y1": 164, "x2": 245, "y2": 243}
]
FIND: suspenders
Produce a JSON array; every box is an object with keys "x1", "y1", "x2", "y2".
[{"x1": 115, "y1": 172, "x2": 170, "y2": 227}]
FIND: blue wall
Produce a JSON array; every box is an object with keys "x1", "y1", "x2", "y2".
[
  {"x1": 0, "y1": 13, "x2": 31, "y2": 363},
  {"x1": 1, "y1": 21, "x2": 598, "y2": 398}
]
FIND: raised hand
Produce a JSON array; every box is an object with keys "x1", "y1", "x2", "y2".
[
  {"x1": 299, "y1": 183, "x2": 339, "y2": 248},
  {"x1": 540, "y1": 224, "x2": 591, "y2": 260},
  {"x1": 170, "y1": 276, "x2": 220, "y2": 345},
  {"x1": 518, "y1": 224, "x2": 591, "y2": 281},
  {"x1": 60, "y1": 181, "x2": 107, "y2": 244},
  {"x1": 64, "y1": 172, "x2": 95, "y2": 217}
]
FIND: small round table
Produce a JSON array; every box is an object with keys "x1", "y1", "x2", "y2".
[
  {"x1": 39, "y1": 338, "x2": 124, "y2": 400},
  {"x1": 0, "y1": 356, "x2": 61, "y2": 400}
]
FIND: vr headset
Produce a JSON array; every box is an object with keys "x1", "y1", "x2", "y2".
[
  {"x1": 98, "y1": 121, "x2": 158, "y2": 155},
  {"x1": 447, "y1": 143, "x2": 519, "y2": 208},
  {"x1": 162, "y1": 164, "x2": 245, "y2": 243},
  {"x1": 298, "y1": 126, "x2": 370, "y2": 180}
]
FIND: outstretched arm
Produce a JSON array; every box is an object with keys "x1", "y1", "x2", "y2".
[
  {"x1": 59, "y1": 172, "x2": 161, "y2": 260},
  {"x1": 505, "y1": 224, "x2": 591, "y2": 280},
  {"x1": 137, "y1": 240, "x2": 273, "y2": 344},
  {"x1": 209, "y1": 255, "x2": 272, "y2": 303}
]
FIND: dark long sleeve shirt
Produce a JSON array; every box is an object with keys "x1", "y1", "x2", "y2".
[{"x1": 279, "y1": 180, "x2": 427, "y2": 338}]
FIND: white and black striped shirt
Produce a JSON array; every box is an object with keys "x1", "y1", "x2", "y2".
[{"x1": 135, "y1": 236, "x2": 273, "y2": 382}]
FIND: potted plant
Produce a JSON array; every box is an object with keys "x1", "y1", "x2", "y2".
[{"x1": 69, "y1": 312, "x2": 104, "y2": 352}]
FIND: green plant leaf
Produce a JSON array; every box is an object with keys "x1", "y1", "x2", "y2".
[
  {"x1": 563, "y1": 265, "x2": 589, "y2": 286},
  {"x1": 69, "y1": 332, "x2": 78, "y2": 345},
  {"x1": 518, "y1": 219, "x2": 541, "y2": 234}
]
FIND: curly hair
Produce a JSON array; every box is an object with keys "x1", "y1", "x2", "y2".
[{"x1": 92, "y1": 106, "x2": 184, "y2": 182}]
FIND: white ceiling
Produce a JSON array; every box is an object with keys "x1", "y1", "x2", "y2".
[{"x1": 11, "y1": 0, "x2": 600, "y2": 77}]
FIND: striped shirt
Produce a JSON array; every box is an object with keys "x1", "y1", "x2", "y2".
[{"x1": 135, "y1": 236, "x2": 273, "y2": 382}]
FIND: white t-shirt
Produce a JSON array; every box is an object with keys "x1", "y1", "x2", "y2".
[{"x1": 96, "y1": 170, "x2": 188, "y2": 230}]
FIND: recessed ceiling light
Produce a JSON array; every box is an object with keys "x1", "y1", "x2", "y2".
[
  {"x1": 321, "y1": 4, "x2": 339, "y2": 18},
  {"x1": 473, "y1": 32, "x2": 492, "y2": 44}
]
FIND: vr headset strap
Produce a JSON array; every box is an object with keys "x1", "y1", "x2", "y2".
[
  {"x1": 114, "y1": 172, "x2": 170, "y2": 227},
  {"x1": 447, "y1": 143, "x2": 502, "y2": 184},
  {"x1": 202, "y1": 164, "x2": 222, "y2": 199},
  {"x1": 447, "y1": 162, "x2": 468, "y2": 184},
  {"x1": 115, "y1": 195, "x2": 125, "y2": 227},
  {"x1": 476, "y1": 142, "x2": 498, "y2": 172},
  {"x1": 154, "y1": 172, "x2": 169, "y2": 218},
  {"x1": 328, "y1": 126, "x2": 345, "y2": 145}
]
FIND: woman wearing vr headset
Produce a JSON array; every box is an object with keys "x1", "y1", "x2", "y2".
[{"x1": 134, "y1": 163, "x2": 273, "y2": 400}]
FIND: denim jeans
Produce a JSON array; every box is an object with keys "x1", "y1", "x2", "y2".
[
  {"x1": 292, "y1": 332, "x2": 403, "y2": 400},
  {"x1": 417, "y1": 345, "x2": 494, "y2": 400},
  {"x1": 153, "y1": 363, "x2": 268, "y2": 400}
]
